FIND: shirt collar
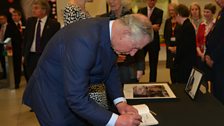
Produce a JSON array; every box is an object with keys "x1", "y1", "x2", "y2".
[
  {"x1": 147, "y1": 6, "x2": 155, "y2": 12},
  {"x1": 38, "y1": 15, "x2": 48, "y2": 24},
  {"x1": 109, "y1": 20, "x2": 114, "y2": 40}
]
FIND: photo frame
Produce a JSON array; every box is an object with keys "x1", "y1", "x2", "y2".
[
  {"x1": 185, "y1": 68, "x2": 203, "y2": 99},
  {"x1": 123, "y1": 82, "x2": 176, "y2": 100}
]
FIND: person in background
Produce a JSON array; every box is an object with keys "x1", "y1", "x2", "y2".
[
  {"x1": 174, "y1": 4, "x2": 196, "y2": 84},
  {"x1": 205, "y1": 0, "x2": 224, "y2": 104},
  {"x1": 23, "y1": 0, "x2": 60, "y2": 81},
  {"x1": 22, "y1": 14, "x2": 154, "y2": 126},
  {"x1": 0, "y1": 14, "x2": 7, "y2": 79},
  {"x1": 196, "y1": 3, "x2": 216, "y2": 90},
  {"x1": 100, "y1": 0, "x2": 131, "y2": 19},
  {"x1": 100, "y1": 0, "x2": 145, "y2": 84},
  {"x1": 138, "y1": 0, "x2": 163, "y2": 82},
  {"x1": 12, "y1": 10, "x2": 25, "y2": 34},
  {"x1": 189, "y1": 2, "x2": 202, "y2": 32},
  {"x1": 0, "y1": 13, "x2": 22, "y2": 89},
  {"x1": 10, "y1": 10, "x2": 24, "y2": 89},
  {"x1": 163, "y1": 3, "x2": 181, "y2": 83},
  {"x1": 63, "y1": 0, "x2": 93, "y2": 26},
  {"x1": 12, "y1": 10, "x2": 27, "y2": 84}
]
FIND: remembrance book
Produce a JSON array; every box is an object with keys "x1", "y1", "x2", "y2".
[{"x1": 133, "y1": 104, "x2": 158, "y2": 126}]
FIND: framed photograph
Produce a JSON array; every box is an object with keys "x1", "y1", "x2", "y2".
[
  {"x1": 185, "y1": 68, "x2": 203, "y2": 99},
  {"x1": 123, "y1": 83, "x2": 176, "y2": 100}
]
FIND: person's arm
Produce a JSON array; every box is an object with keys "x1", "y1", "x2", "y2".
[
  {"x1": 134, "y1": 49, "x2": 145, "y2": 80},
  {"x1": 152, "y1": 8, "x2": 163, "y2": 31}
]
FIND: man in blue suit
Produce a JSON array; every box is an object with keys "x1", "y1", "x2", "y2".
[{"x1": 23, "y1": 14, "x2": 154, "y2": 126}]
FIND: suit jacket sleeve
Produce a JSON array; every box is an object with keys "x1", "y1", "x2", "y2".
[{"x1": 151, "y1": 8, "x2": 163, "y2": 26}]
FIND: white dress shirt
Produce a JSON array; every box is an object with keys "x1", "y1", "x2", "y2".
[{"x1": 30, "y1": 16, "x2": 48, "y2": 52}]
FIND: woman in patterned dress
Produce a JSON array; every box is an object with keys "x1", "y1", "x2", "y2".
[{"x1": 63, "y1": 0, "x2": 92, "y2": 26}]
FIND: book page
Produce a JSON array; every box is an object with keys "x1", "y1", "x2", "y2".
[{"x1": 133, "y1": 104, "x2": 159, "y2": 126}]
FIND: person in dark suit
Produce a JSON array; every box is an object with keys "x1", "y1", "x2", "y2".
[
  {"x1": 6, "y1": 13, "x2": 23, "y2": 88},
  {"x1": 138, "y1": 0, "x2": 163, "y2": 82},
  {"x1": 163, "y1": 3, "x2": 181, "y2": 83},
  {"x1": 0, "y1": 14, "x2": 8, "y2": 79},
  {"x1": 22, "y1": 14, "x2": 154, "y2": 126},
  {"x1": 205, "y1": 0, "x2": 224, "y2": 104},
  {"x1": 100, "y1": 0, "x2": 145, "y2": 84},
  {"x1": 11, "y1": 10, "x2": 25, "y2": 89},
  {"x1": 0, "y1": 0, "x2": 24, "y2": 21},
  {"x1": 23, "y1": 0, "x2": 60, "y2": 81},
  {"x1": 174, "y1": 4, "x2": 197, "y2": 84}
]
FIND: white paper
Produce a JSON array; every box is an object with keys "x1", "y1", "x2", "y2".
[{"x1": 133, "y1": 104, "x2": 159, "y2": 126}]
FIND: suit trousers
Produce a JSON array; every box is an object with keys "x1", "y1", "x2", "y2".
[
  {"x1": 25, "y1": 52, "x2": 41, "y2": 81},
  {"x1": 145, "y1": 47, "x2": 159, "y2": 82},
  {"x1": 0, "y1": 45, "x2": 6, "y2": 78}
]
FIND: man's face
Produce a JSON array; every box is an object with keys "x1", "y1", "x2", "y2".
[
  {"x1": 147, "y1": 0, "x2": 157, "y2": 9},
  {"x1": 12, "y1": 13, "x2": 21, "y2": 22},
  {"x1": 107, "y1": 0, "x2": 121, "y2": 12},
  {"x1": 32, "y1": 4, "x2": 46, "y2": 18},
  {"x1": 0, "y1": 16, "x2": 7, "y2": 25}
]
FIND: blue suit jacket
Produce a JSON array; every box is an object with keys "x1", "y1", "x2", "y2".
[{"x1": 23, "y1": 18, "x2": 124, "y2": 125}]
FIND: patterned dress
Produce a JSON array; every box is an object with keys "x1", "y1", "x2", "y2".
[{"x1": 63, "y1": 3, "x2": 90, "y2": 26}]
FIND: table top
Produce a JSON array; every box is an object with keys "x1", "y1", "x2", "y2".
[{"x1": 127, "y1": 84, "x2": 224, "y2": 126}]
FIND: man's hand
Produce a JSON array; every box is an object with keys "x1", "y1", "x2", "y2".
[
  {"x1": 152, "y1": 24, "x2": 160, "y2": 31},
  {"x1": 116, "y1": 102, "x2": 138, "y2": 115},
  {"x1": 115, "y1": 113, "x2": 142, "y2": 126},
  {"x1": 205, "y1": 55, "x2": 214, "y2": 68},
  {"x1": 136, "y1": 70, "x2": 143, "y2": 80},
  {"x1": 168, "y1": 46, "x2": 176, "y2": 53}
]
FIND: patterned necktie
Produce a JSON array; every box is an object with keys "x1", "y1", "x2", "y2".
[{"x1": 36, "y1": 19, "x2": 41, "y2": 53}]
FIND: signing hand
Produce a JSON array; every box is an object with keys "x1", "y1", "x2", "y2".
[
  {"x1": 115, "y1": 113, "x2": 142, "y2": 126},
  {"x1": 116, "y1": 102, "x2": 138, "y2": 115}
]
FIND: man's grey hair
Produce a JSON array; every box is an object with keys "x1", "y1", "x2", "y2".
[
  {"x1": 119, "y1": 14, "x2": 154, "y2": 43},
  {"x1": 33, "y1": 0, "x2": 51, "y2": 15}
]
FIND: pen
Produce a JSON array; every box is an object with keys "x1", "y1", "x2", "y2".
[{"x1": 150, "y1": 110, "x2": 157, "y2": 116}]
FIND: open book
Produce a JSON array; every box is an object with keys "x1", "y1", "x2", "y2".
[{"x1": 133, "y1": 104, "x2": 158, "y2": 126}]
